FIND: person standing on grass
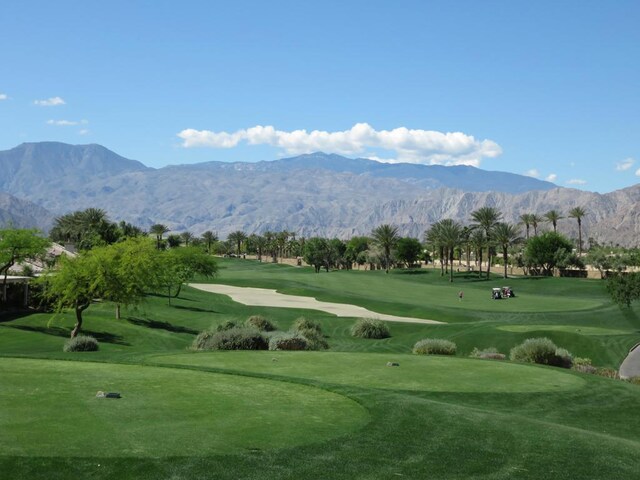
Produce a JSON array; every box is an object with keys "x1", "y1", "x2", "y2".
[{"x1": 458, "y1": 290, "x2": 463, "y2": 301}]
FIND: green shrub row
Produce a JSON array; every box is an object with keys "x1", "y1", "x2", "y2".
[{"x1": 192, "y1": 327, "x2": 268, "y2": 351}]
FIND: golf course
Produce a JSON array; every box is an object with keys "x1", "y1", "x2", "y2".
[{"x1": 1, "y1": 258, "x2": 640, "y2": 479}]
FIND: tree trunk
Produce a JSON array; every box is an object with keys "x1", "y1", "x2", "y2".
[
  {"x1": 71, "y1": 302, "x2": 89, "y2": 338},
  {"x1": 115, "y1": 304, "x2": 121, "y2": 320},
  {"x1": 577, "y1": 220, "x2": 583, "y2": 256},
  {"x1": 503, "y1": 247, "x2": 508, "y2": 279}
]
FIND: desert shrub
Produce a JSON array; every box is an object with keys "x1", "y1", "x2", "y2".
[
  {"x1": 595, "y1": 367, "x2": 619, "y2": 379},
  {"x1": 245, "y1": 315, "x2": 277, "y2": 332},
  {"x1": 299, "y1": 329, "x2": 329, "y2": 350},
  {"x1": 413, "y1": 338, "x2": 457, "y2": 355},
  {"x1": 469, "y1": 347, "x2": 505, "y2": 360},
  {"x1": 192, "y1": 327, "x2": 268, "y2": 351},
  {"x1": 626, "y1": 377, "x2": 640, "y2": 385},
  {"x1": 292, "y1": 317, "x2": 322, "y2": 335},
  {"x1": 351, "y1": 318, "x2": 390, "y2": 339},
  {"x1": 509, "y1": 337, "x2": 573, "y2": 368},
  {"x1": 63, "y1": 335, "x2": 99, "y2": 352},
  {"x1": 216, "y1": 320, "x2": 238, "y2": 332},
  {"x1": 572, "y1": 357, "x2": 597, "y2": 374},
  {"x1": 269, "y1": 333, "x2": 309, "y2": 351}
]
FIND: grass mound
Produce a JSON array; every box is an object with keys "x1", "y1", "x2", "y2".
[
  {"x1": 509, "y1": 337, "x2": 573, "y2": 368},
  {"x1": 63, "y1": 335, "x2": 99, "y2": 352},
  {"x1": 413, "y1": 338, "x2": 457, "y2": 355}
]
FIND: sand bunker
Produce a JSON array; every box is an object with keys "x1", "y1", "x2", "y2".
[{"x1": 190, "y1": 283, "x2": 444, "y2": 324}]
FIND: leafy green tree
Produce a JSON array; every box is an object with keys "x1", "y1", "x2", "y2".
[
  {"x1": 606, "y1": 272, "x2": 640, "y2": 308},
  {"x1": 160, "y1": 247, "x2": 218, "y2": 300},
  {"x1": 345, "y1": 236, "x2": 370, "y2": 269},
  {"x1": 303, "y1": 237, "x2": 330, "y2": 273},
  {"x1": 568, "y1": 206, "x2": 587, "y2": 256},
  {"x1": 371, "y1": 224, "x2": 400, "y2": 273},
  {"x1": 50, "y1": 208, "x2": 119, "y2": 250},
  {"x1": 166, "y1": 234, "x2": 182, "y2": 248},
  {"x1": 395, "y1": 237, "x2": 422, "y2": 268},
  {"x1": 524, "y1": 231, "x2": 575, "y2": 276},
  {"x1": 0, "y1": 228, "x2": 50, "y2": 303},
  {"x1": 471, "y1": 206, "x2": 502, "y2": 279},
  {"x1": 492, "y1": 222, "x2": 522, "y2": 279},
  {"x1": 544, "y1": 209, "x2": 563, "y2": 233}
]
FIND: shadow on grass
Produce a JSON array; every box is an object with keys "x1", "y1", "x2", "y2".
[
  {"x1": 392, "y1": 269, "x2": 431, "y2": 276},
  {"x1": 173, "y1": 305, "x2": 220, "y2": 314},
  {"x1": 3, "y1": 324, "x2": 130, "y2": 345},
  {"x1": 127, "y1": 317, "x2": 199, "y2": 335}
]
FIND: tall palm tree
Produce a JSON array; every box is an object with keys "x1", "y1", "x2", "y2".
[
  {"x1": 530, "y1": 214, "x2": 543, "y2": 236},
  {"x1": 149, "y1": 224, "x2": 169, "y2": 250},
  {"x1": 371, "y1": 224, "x2": 400, "y2": 273},
  {"x1": 568, "y1": 206, "x2": 587, "y2": 256},
  {"x1": 544, "y1": 209, "x2": 563, "y2": 233},
  {"x1": 425, "y1": 222, "x2": 446, "y2": 276},
  {"x1": 492, "y1": 222, "x2": 522, "y2": 279},
  {"x1": 227, "y1": 230, "x2": 247, "y2": 256},
  {"x1": 471, "y1": 206, "x2": 502, "y2": 279},
  {"x1": 436, "y1": 219, "x2": 463, "y2": 282},
  {"x1": 201, "y1": 230, "x2": 218, "y2": 254},
  {"x1": 519, "y1": 213, "x2": 533, "y2": 240},
  {"x1": 180, "y1": 231, "x2": 194, "y2": 247},
  {"x1": 470, "y1": 228, "x2": 487, "y2": 278}
]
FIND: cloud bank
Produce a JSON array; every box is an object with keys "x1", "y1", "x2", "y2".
[
  {"x1": 0, "y1": 94, "x2": 7, "y2": 101},
  {"x1": 46, "y1": 119, "x2": 88, "y2": 126},
  {"x1": 34, "y1": 96, "x2": 65, "y2": 106},
  {"x1": 177, "y1": 123, "x2": 502, "y2": 166},
  {"x1": 616, "y1": 158, "x2": 635, "y2": 171}
]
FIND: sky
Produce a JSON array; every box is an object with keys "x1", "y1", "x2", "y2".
[{"x1": 1, "y1": 0, "x2": 638, "y2": 193}]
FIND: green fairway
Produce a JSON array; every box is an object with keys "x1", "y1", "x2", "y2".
[
  {"x1": 0, "y1": 358, "x2": 368, "y2": 456},
  {"x1": 1, "y1": 258, "x2": 640, "y2": 479}
]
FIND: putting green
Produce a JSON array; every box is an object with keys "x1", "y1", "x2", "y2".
[
  {"x1": 0, "y1": 358, "x2": 368, "y2": 457},
  {"x1": 152, "y1": 351, "x2": 586, "y2": 393},
  {"x1": 496, "y1": 325, "x2": 633, "y2": 336}
]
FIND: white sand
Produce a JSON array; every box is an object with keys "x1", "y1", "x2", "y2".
[{"x1": 190, "y1": 283, "x2": 444, "y2": 324}]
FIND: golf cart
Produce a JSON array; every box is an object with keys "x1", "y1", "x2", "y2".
[
  {"x1": 491, "y1": 287, "x2": 502, "y2": 300},
  {"x1": 502, "y1": 286, "x2": 515, "y2": 298}
]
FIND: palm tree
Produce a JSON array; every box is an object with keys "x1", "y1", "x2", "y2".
[
  {"x1": 227, "y1": 230, "x2": 247, "y2": 256},
  {"x1": 492, "y1": 222, "x2": 522, "y2": 278},
  {"x1": 520, "y1": 213, "x2": 533, "y2": 240},
  {"x1": 544, "y1": 209, "x2": 563, "y2": 233},
  {"x1": 180, "y1": 231, "x2": 194, "y2": 247},
  {"x1": 371, "y1": 224, "x2": 400, "y2": 273},
  {"x1": 470, "y1": 228, "x2": 487, "y2": 277},
  {"x1": 432, "y1": 219, "x2": 463, "y2": 282},
  {"x1": 471, "y1": 206, "x2": 502, "y2": 279},
  {"x1": 149, "y1": 224, "x2": 169, "y2": 250},
  {"x1": 201, "y1": 230, "x2": 218, "y2": 254},
  {"x1": 530, "y1": 214, "x2": 543, "y2": 236},
  {"x1": 568, "y1": 206, "x2": 587, "y2": 256}
]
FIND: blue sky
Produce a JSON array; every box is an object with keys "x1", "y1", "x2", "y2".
[{"x1": 1, "y1": 0, "x2": 638, "y2": 193}]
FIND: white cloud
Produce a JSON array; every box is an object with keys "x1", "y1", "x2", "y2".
[
  {"x1": 34, "y1": 96, "x2": 66, "y2": 106},
  {"x1": 47, "y1": 119, "x2": 88, "y2": 126},
  {"x1": 0, "y1": 94, "x2": 7, "y2": 101},
  {"x1": 524, "y1": 169, "x2": 540, "y2": 178},
  {"x1": 78, "y1": 129, "x2": 89, "y2": 135},
  {"x1": 177, "y1": 123, "x2": 503, "y2": 166},
  {"x1": 616, "y1": 157, "x2": 635, "y2": 171},
  {"x1": 635, "y1": 168, "x2": 640, "y2": 177},
  {"x1": 566, "y1": 179, "x2": 587, "y2": 185},
  {"x1": 545, "y1": 173, "x2": 557, "y2": 182}
]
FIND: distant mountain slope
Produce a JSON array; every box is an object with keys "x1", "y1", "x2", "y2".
[
  {"x1": 0, "y1": 142, "x2": 637, "y2": 246},
  {"x1": 0, "y1": 142, "x2": 149, "y2": 201},
  {"x1": 176, "y1": 152, "x2": 557, "y2": 193},
  {"x1": 0, "y1": 192, "x2": 52, "y2": 231}
]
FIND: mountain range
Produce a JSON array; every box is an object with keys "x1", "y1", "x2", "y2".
[{"x1": 0, "y1": 142, "x2": 638, "y2": 247}]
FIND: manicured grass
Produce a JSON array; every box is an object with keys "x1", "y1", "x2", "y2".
[
  {"x1": 1, "y1": 258, "x2": 640, "y2": 479},
  {"x1": 0, "y1": 358, "x2": 367, "y2": 457}
]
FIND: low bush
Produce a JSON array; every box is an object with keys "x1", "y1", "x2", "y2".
[
  {"x1": 299, "y1": 329, "x2": 329, "y2": 350},
  {"x1": 351, "y1": 318, "x2": 390, "y2": 339},
  {"x1": 595, "y1": 367, "x2": 619, "y2": 379},
  {"x1": 269, "y1": 333, "x2": 309, "y2": 351},
  {"x1": 63, "y1": 335, "x2": 99, "y2": 352},
  {"x1": 192, "y1": 327, "x2": 268, "y2": 351},
  {"x1": 245, "y1": 315, "x2": 277, "y2": 332},
  {"x1": 216, "y1": 320, "x2": 237, "y2": 332},
  {"x1": 572, "y1": 357, "x2": 597, "y2": 374},
  {"x1": 413, "y1": 338, "x2": 457, "y2": 355},
  {"x1": 469, "y1": 347, "x2": 505, "y2": 360},
  {"x1": 509, "y1": 337, "x2": 573, "y2": 368},
  {"x1": 292, "y1": 317, "x2": 322, "y2": 336}
]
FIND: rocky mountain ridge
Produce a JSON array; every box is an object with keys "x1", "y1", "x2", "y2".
[{"x1": 0, "y1": 142, "x2": 637, "y2": 246}]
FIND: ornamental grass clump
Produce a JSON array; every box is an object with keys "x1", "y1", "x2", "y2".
[
  {"x1": 469, "y1": 347, "x2": 505, "y2": 360},
  {"x1": 245, "y1": 315, "x2": 277, "y2": 332},
  {"x1": 351, "y1": 318, "x2": 390, "y2": 339},
  {"x1": 63, "y1": 335, "x2": 99, "y2": 352},
  {"x1": 291, "y1": 317, "x2": 329, "y2": 350},
  {"x1": 192, "y1": 327, "x2": 268, "y2": 351},
  {"x1": 413, "y1": 338, "x2": 457, "y2": 355},
  {"x1": 572, "y1": 357, "x2": 597, "y2": 374},
  {"x1": 216, "y1": 320, "x2": 238, "y2": 332},
  {"x1": 269, "y1": 333, "x2": 309, "y2": 351},
  {"x1": 509, "y1": 337, "x2": 573, "y2": 368}
]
